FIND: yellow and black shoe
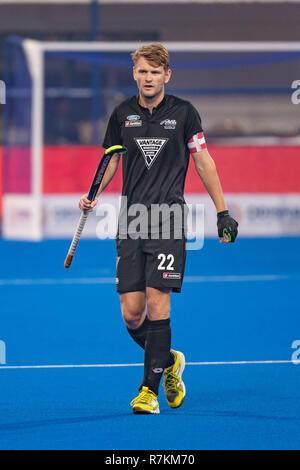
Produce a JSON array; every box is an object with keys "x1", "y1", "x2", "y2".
[
  {"x1": 163, "y1": 350, "x2": 186, "y2": 408},
  {"x1": 130, "y1": 386, "x2": 160, "y2": 414}
]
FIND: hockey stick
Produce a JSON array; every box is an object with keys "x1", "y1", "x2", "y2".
[{"x1": 64, "y1": 145, "x2": 127, "y2": 268}]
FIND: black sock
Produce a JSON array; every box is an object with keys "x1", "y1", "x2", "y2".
[
  {"x1": 127, "y1": 316, "x2": 150, "y2": 349},
  {"x1": 141, "y1": 319, "x2": 172, "y2": 396},
  {"x1": 127, "y1": 317, "x2": 174, "y2": 369}
]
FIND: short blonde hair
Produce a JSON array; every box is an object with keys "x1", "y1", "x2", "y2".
[{"x1": 131, "y1": 43, "x2": 170, "y2": 71}]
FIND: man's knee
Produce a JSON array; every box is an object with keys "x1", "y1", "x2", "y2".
[
  {"x1": 122, "y1": 306, "x2": 145, "y2": 329},
  {"x1": 120, "y1": 292, "x2": 146, "y2": 329}
]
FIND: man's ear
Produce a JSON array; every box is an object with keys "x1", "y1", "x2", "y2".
[
  {"x1": 164, "y1": 68, "x2": 172, "y2": 84},
  {"x1": 133, "y1": 66, "x2": 137, "y2": 82}
]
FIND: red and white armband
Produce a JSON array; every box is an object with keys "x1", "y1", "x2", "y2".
[{"x1": 187, "y1": 132, "x2": 207, "y2": 153}]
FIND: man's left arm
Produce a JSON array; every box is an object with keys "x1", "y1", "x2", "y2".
[{"x1": 191, "y1": 149, "x2": 238, "y2": 243}]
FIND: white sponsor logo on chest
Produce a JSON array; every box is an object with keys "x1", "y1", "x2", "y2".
[
  {"x1": 134, "y1": 138, "x2": 168, "y2": 169},
  {"x1": 160, "y1": 119, "x2": 177, "y2": 130}
]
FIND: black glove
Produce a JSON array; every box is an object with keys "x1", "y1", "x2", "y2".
[{"x1": 217, "y1": 210, "x2": 238, "y2": 242}]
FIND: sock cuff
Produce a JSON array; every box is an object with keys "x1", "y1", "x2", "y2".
[
  {"x1": 127, "y1": 315, "x2": 149, "y2": 333},
  {"x1": 148, "y1": 318, "x2": 170, "y2": 329}
]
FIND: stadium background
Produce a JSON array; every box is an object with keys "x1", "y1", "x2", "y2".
[
  {"x1": 0, "y1": 0, "x2": 300, "y2": 451},
  {"x1": 0, "y1": 0, "x2": 300, "y2": 237}
]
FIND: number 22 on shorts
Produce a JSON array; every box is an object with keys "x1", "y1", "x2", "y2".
[{"x1": 157, "y1": 253, "x2": 175, "y2": 271}]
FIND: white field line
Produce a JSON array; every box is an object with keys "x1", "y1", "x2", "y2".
[
  {"x1": 0, "y1": 360, "x2": 297, "y2": 370},
  {"x1": 0, "y1": 274, "x2": 298, "y2": 286}
]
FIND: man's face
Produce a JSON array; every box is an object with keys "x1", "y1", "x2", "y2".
[{"x1": 133, "y1": 57, "x2": 171, "y2": 100}]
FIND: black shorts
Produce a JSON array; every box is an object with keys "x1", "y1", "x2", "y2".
[{"x1": 115, "y1": 236, "x2": 187, "y2": 294}]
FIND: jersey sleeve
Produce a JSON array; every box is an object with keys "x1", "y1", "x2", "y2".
[
  {"x1": 102, "y1": 108, "x2": 122, "y2": 149},
  {"x1": 184, "y1": 103, "x2": 203, "y2": 143},
  {"x1": 184, "y1": 103, "x2": 207, "y2": 152}
]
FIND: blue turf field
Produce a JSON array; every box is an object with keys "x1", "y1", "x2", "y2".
[{"x1": 0, "y1": 237, "x2": 299, "y2": 450}]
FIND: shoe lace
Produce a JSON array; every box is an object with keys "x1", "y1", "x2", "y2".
[
  {"x1": 163, "y1": 371, "x2": 178, "y2": 391},
  {"x1": 130, "y1": 389, "x2": 156, "y2": 406}
]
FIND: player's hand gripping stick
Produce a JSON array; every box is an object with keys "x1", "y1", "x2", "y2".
[{"x1": 64, "y1": 145, "x2": 127, "y2": 268}]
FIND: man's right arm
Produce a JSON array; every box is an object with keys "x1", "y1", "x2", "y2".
[
  {"x1": 78, "y1": 152, "x2": 121, "y2": 212},
  {"x1": 80, "y1": 106, "x2": 122, "y2": 211}
]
